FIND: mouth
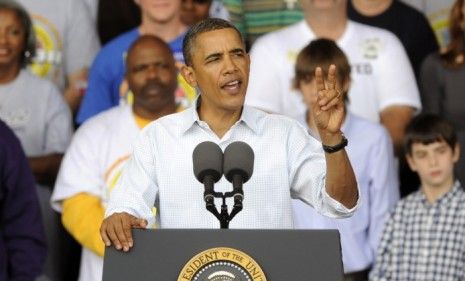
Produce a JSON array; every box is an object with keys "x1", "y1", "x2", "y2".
[
  {"x1": 220, "y1": 79, "x2": 242, "y2": 95},
  {"x1": 141, "y1": 80, "x2": 166, "y2": 97},
  {"x1": 0, "y1": 48, "x2": 11, "y2": 56},
  {"x1": 430, "y1": 170, "x2": 442, "y2": 178}
]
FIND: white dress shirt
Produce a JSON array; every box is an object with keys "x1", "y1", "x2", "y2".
[{"x1": 106, "y1": 105, "x2": 358, "y2": 228}]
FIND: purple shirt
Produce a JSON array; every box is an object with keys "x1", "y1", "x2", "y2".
[{"x1": 0, "y1": 120, "x2": 46, "y2": 280}]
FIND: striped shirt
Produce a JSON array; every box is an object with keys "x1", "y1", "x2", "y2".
[
  {"x1": 370, "y1": 181, "x2": 465, "y2": 281},
  {"x1": 222, "y1": 0, "x2": 303, "y2": 44}
]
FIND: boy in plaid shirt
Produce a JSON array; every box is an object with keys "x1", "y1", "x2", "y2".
[{"x1": 370, "y1": 113, "x2": 465, "y2": 281}]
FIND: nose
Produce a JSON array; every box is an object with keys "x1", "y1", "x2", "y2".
[
  {"x1": 223, "y1": 54, "x2": 238, "y2": 74},
  {"x1": 427, "y1": 153, "x2": 438, "y2": 166},
  {"x1": 146, "y1": 65, "x2": 159, "y2": 80}
]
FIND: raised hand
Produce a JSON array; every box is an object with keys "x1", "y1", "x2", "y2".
[
  {"x1": 100, "y1": 212, "x2": 147, "y2": 252},
  {"x1": 311, "y1": 65, "x2": 345, "y2": 136}
]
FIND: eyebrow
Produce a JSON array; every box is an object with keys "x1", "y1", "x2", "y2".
[{"x1": 204, "y1": 48, "x2": 246, "y2": 62}]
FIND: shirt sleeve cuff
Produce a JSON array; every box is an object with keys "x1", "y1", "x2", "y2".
[{"x1": 322, "y1": 188, "x2": 360, "y2": 218}]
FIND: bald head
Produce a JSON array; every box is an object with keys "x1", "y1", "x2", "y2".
[
  {"x1": 126, "y1": 35, "x2": 178, "y2": 119},
  {"x1": 126, "y1": 35, "x2": 174, "y2": 72}
]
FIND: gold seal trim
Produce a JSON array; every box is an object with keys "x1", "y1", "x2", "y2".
[{"x1": 178, "y1": 247, "x2": 267, "y2": 281}]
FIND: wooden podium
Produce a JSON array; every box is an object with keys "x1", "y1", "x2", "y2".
[{"x1": 103, "y1": 229, "x2": 344, "y2": 281}]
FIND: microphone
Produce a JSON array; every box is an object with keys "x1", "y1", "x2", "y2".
[
  {"x1": 223, "y1": 141, "x2": 254, "y2": 209},
  {"x1": 192, "y1": 141, "x2": 223, "y2": 206}
]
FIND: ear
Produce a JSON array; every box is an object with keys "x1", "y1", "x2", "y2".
[
  {"x1": 406, "y1": 154, "x2": 417, "y2": 172},
  {"x1": 181, "y1": 64, "x2": 198, "y2": 88}
]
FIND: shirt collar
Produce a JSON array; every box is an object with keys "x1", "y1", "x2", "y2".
[
  {"x1": 419, "y1": 180, "x2": 462, "y2": 208},
  {"x1": 179, "y1": 97, "x2": 259, "y2": 135}
]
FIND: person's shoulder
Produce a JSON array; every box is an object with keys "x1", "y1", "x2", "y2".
[
  {"x1": 0, "y1": 120, "x2": 19, "y2": 146},
  {"x1": 79, "y1": 105, "x2": 129, "y2": 133},
  {"x1": 392, "y1": 0, "x2": 428, "y2": 20},
  {"x1": 19, "y1": 70, "x2": 61, "y2": 96},
  {"x1": 349, "y1": 20, "x2": 399, "y2": 42},
  {"x1": 143, "y1": 108, "x2": 190, "y2": 136},
  {"x1": 249, "y1": 106, "x2": 306, "y2": 133},
  {"x1": 0, "y1": 120, "x2": 23, "y2": 162}
]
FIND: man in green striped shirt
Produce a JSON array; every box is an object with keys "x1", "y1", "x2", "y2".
[{"x1": 222, "y1": 0, "x2": 303, "y2": 47}]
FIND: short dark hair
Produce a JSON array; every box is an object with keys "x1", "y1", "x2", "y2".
[
  {"x1": 182, "y1": 18, "x2": 243, "y2": 66},
  {"x1": 0, "y1": 0, "x2": 36, "y2": 67},
  {"x1": 294, "y1": 38, "x2": 351, "y2": 94},
  {"x1": 404, "y1": 113, "x2": 458, "y2": 155}
]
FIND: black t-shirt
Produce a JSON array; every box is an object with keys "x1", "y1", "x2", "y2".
[{"x1": 348, "y1": 0, "x2": 439, "y2": 82}]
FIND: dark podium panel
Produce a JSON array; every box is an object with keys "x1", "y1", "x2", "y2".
[{"x1": 103, "y1": 229, "x2": 343, "y2": 281}]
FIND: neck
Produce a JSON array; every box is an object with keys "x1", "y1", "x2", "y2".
[
  {"x1": 351, "y1": 0, "x2": 393, "y2": 16},
  {"x1": 139, "y1": 15, "x2": 187, "y2": 42},
  {"x1": 133, "y1": 102, "x2": 176, "y2": 121},
  {"x1": 198, "y1": 104, "x2": 242, "y2": 139},
  {"x1": 0, "y1": 64, "x2": 21, "y2": 84},
  {"x1": 304, "y1": 5, "x2": 348, "y2": 40},
  {"x1": 422, "y1": 178, "x2": 455, "y2": 203}
]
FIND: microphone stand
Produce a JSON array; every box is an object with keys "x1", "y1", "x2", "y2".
[{"x1": 204, "y1": 188, "x2": 243, "y2": 229}]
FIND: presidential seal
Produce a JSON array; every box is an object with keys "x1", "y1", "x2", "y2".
[{"x1": 178, "y1": 247, "x2": 267, "y2": 281}]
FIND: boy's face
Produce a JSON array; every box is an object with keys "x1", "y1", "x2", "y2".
[{"x1": 407, "y1": 140, "x2": 459, "y2": 190}]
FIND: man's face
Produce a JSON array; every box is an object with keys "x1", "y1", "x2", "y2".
[
  {"x1": 136, "y1": 0, "x2": 181, "y2": 24},
  {"x1": 407, "y1": 140, "x2": 460, "y2": 190},
  {"x1": 182, "y1": 28, "x2": 250, "y2": 114},
  {"x1": 180, "y1": 0, "x2": 212, "y2": 26},
  {"x1": 0, "y1": 9, "x2": 26, "y2": 69},
  {"x1": 126, "y1": 40, "x2": 178, "y2": 114}
]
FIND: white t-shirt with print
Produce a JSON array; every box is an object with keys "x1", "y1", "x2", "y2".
[
  {"x1": 246, "y1": 20, "x2": 421, "y2": 122},
  {"x1": 52, "y1": 104, "x2": 140, "y2": 281}
]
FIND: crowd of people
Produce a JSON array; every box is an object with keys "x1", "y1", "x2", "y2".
[{"x1": 0, "y1": 0, "x2": 464, "y2": 281}]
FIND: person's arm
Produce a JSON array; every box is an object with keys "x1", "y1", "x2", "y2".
[
  {"x1": 1, "y1": 126, "x2": 47, "y2": 280},
  {"x1": 375, "y1": 31, "x2": 421, "y2": 155},
  {"x1": 380, "y1": 105, "x2": 415, "y2": 155},
  {"x1": 312, "y1": 66, "x2": 358, "y2": 209},
  {"x1": 28, "y1": 154, "x2": 63, "y2": 186},
  {"x1": 62, "y1": 193, "x2": 105, "y2": 256}
]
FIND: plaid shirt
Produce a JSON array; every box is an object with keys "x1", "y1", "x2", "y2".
[{"x1": 370, "y1": 181, "x2": 465, "y2": 281}]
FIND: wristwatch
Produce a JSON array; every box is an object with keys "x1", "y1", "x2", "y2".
[{"x1": 322, "y1": 134, "x2": 348, "y2": 153}]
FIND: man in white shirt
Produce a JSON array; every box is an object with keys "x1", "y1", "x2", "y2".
[
  {"x1": 51, "y1": 35, "x2": 178, "y2": 281},
  {"x1": 246, "y1": 0, "x2": 421, "y2": 155},
  {"x1": 100, "y1": 18, "x2": 359, "y2": 252}
]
